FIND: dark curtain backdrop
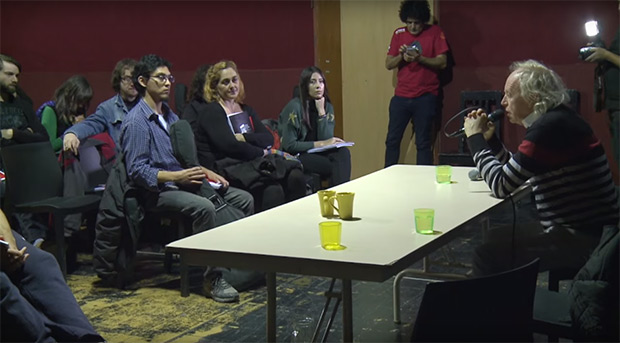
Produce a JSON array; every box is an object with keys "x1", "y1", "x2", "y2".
[{"x1": 0, "y1": 0, "x2": 314, "y2": 119}]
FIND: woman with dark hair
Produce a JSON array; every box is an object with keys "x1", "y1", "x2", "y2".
[
  {"x1": 40, "y1": 75, "x2": 93, "y2": 153},
  {"x1": 183, "y1": 61, "x2": 306, "y2": 211},
  {"x1": 278, "y1": 66, "x2": 351, "y2": 186}
]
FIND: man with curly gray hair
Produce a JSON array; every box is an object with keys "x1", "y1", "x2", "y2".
[{"x1": 463, "y1": 59, "x2": 618, "y2": 275}]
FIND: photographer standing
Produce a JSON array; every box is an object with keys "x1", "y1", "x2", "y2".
[
  {"x1": 585, "y1": 26, "x2": 620, "y2": 164},
  {"x1": 384, "y1": 0, "x2": 449, "y2": 167}
]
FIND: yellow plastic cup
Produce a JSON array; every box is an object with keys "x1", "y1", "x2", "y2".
[
  {"x1": 414, "y1": 208, "x2": 435, "y2": 234},
  {"x1": 319, "y1": 221, "x2": 346, "y2": 250},
  {"x1": 436, "y1": 165, "x2": 452, "y2": 184}
]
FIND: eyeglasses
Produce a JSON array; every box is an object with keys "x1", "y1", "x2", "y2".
[
  {"x1": 121, "y1": 76, "x2": 132, "y2": 83},
  {"x1": 150, "y1": 74, "x2": 175, "y2": 84}
]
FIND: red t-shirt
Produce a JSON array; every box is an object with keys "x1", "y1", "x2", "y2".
[{"x1": 387, "y1": 24, "x2": 449, "y2": 98}]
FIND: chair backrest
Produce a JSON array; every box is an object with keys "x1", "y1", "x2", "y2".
[
  {"x1": 1, "y1": 142, "x2": 63, "y2": 206},
  {"x1": 458, "y1": 90, "x2": 503, "y2": 153},
  {"x1": 411, "y1": 258, "x2": 540, "y2": 342},
  {"x1": 174, "y1": 83, "x2": 188, "y2": 116}
]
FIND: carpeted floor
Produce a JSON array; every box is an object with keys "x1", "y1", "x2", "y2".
[{"x1": 67, "y1": 249, "x2": 432, "y2": 343}]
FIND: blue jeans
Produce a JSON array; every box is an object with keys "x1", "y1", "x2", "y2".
[
  {"x1": 1, "y1": 231, "x2": 103, "y2": 342},
  {"x1": 385, "y1": 93, "x2": 437, "y2": 167}
]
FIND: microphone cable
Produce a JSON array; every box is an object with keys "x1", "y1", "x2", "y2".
[{"x1": 443, "y1": 106, "x2": 480, "y2": 138}]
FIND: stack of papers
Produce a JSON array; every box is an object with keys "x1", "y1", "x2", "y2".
[{"x1": 307, "y1": 141, "x2": 354, "y2": 154}]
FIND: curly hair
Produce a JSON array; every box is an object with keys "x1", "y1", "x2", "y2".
[
  {"x1": 399, "y1": 0, "x2": 430, "y2": 23},
  {"x1": 53, "y1": 75, "x2": 93, "y2": 124},
  {"x1": 133, "y1": 54, "x2": 172, "y2": 96},
  {"x1": 188, "y1": 64, "x2": 211, "y2": 102},
  {"x1": 205, "y1": 60, "x2": 245, "y2": 103},
  {"x1": 298, "y1": 66, "x2": 330, "y2": 129},
  {"x1": 111, "y1": 58, "x2": 137, "y2": 93},
  {"x1": 509, "y1": 60, "x2": 569, "y2": 117}
]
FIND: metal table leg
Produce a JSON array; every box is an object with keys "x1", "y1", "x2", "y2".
[
  {"x1": 267, "y1": 272, "x2": 276, "y2": 342},
  {"x1": 342, "y1": 279, "x2": 353, "y2": 342},
  {"x1": 180, "y1": 255, "x2": 189, "y2": 297}
]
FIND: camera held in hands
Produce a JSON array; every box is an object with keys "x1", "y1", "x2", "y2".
[
  {"x1": 578, "y1": 20, "x2": 605, "y2": 60},
  {"x1": 579, "y1": 46, "x2": 596, "y2": 60}
]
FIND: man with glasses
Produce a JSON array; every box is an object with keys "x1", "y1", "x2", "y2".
[
  {"x1": 63, "y1": 58, "x2": 140, "y2": 155},
  {"x1": 118, "y1": 54, "x2": 253, "y2": 302}
]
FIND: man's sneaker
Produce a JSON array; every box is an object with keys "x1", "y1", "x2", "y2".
[{"x1": 204, "y1": 275, "x2": 240, "y2": 303}]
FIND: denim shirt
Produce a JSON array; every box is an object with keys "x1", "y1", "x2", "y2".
[
  {"x1": 120, "y1": 99, "x2": 181, "y2": 192},
  {"x1": 65, "y1": 94, "x2": 129, "y2": 152}
]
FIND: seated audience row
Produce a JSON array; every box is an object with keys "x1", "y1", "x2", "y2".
[{"x1": 0, "y1": 51, "x2": 352, "y2": 303}]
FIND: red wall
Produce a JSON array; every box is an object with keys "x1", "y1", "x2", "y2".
[
  {"x1": 0, "y1": 0, "x2": 314, "y2": 119},
  {"x1": 438, "y1": 0, "x2": 619, "y2": 175}
]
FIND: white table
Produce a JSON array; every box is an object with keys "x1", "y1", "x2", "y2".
[{"x1": 167, "y1": 165, "x2": 518, "y2": 342}]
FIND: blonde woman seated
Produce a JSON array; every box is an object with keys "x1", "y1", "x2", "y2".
[
  {"x1": 278, "y1": 66, "x2": 351, "y2": 187},
  {"x1": 183, "y1": 61, "x2": 306, "y2": 211}
]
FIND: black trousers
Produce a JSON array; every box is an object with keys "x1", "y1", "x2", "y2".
[{"x1": 298, "y1": 147, "x2": 351, "y2": 187}]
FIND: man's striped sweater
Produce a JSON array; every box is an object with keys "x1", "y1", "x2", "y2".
[{"x1": 467, "y1": 105, "x2": 619, "y2": 230}]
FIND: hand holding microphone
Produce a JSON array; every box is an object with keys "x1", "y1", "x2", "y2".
[
  {"x1": 464, "y1": 108, "x2": 501, "y2": 140},
  {"x1": 450, "y1": 108, "x2": 504, "y2": 139}
]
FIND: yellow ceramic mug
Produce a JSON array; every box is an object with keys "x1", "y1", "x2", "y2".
[
  {"x1": 329, "y1": 192, "x2": 355, "y2": 220},
  {"x1": 317, "y1": 190, "x2": 337, "y2": 217}
]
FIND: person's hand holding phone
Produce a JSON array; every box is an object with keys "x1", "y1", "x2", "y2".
[{"x1": 404, "y1": 45, "x2": 420, "y2": 62}]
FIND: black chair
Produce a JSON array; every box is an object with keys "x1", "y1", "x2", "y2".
[
  {"x1": 174, "y1": 83, "x2": 188, "y2": 116},
  {"x1": 439, "y1": 90, "x2": 503, "y2": 166},
  {"x1": 1, "y1": 142, "x2": 101, "y2": 276},
  {"x1": 533, "y1": 226, "x2": 619, "y2": 342},
  {"x1": 139, "y1": 210, "x2": 193, "y2": 273},
  {"x1": 410, "y1": 258, "x2": 540, "y2": 342}
]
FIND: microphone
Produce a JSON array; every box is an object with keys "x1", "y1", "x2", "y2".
[{"x1": 450, "y1": 109, "x2": 504, "y2": 138}]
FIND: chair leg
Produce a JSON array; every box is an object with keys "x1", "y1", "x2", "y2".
[
  {"x1": 548, "y1": 271, "x2": 560, "y2": 292},
  {"x1": 53, "y1": 214, "x2": 67, "y2": 278},
  {"x1": 164, "y1": 252, "x2": 173, "y2": 273}
]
